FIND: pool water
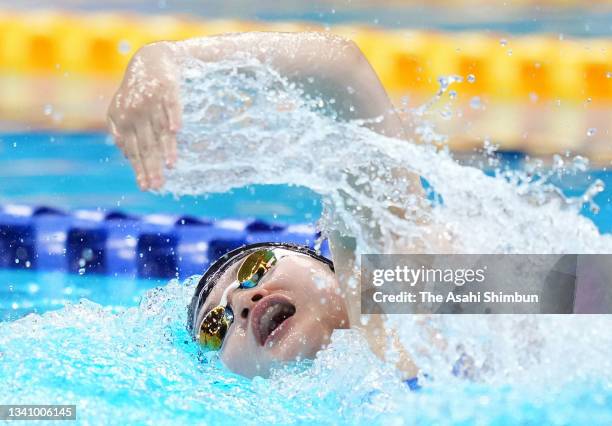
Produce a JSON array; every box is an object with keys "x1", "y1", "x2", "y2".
[
  {"x1": 2, "y1": 0, "x2": 612, "y2": 416},
  {"x1": 2, "y1": 129, "x2": 612, "y2": 425},
  {"x1": 0, "y1": 132, "x2": 321, "y2": 224},
  {"x1": 2, "y1": 131, "x2": 612, "y2": 321},
  {"x1": 0, "y1": 132, "x2": 325, "y2": 322},
  {"x1": 0, "y1": 269, "x2": 165, "y2": 322},
  {"x1": 2, "y1": 132, "x2": 611, "y2": 232},
  {"x1": 1, "y1": 279, "x2": 611, "y2": 425}
]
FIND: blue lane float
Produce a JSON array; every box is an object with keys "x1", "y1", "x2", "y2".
[{"x1": 0, "y1": 204, "x2": 330, "y2": 279}]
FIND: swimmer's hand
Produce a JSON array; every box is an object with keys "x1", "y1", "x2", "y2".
[
  {"x1": 108, "y1": 31, "x2": 407, "y2": 190},
  {"x1": 107, "y1": 43, "x2": 181, "y2": 190}
]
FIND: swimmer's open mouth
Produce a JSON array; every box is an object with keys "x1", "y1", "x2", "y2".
[{"x1": 251, "y1": 295, "x2": 296, "y2": 346}]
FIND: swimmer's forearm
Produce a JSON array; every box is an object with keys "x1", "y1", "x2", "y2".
[
  {"x1": 110, "y1": 31, "x2": 410, "y2": 190},
  {"x1": 153, "y1": 32, "x2": 406, "y2": 138}
]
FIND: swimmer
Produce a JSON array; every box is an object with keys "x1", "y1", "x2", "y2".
[{"x1": 108, "y1": 32, "x2": 447, "y2": 379}]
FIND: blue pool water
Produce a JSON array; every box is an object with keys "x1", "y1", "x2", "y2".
[
  {"x1": 2, "y1": 132, "x2": 612, "y2": 319},
  {"x1": 2, "y1": 279, "x2": 611, "y2": 425},
  {"x1": 0, "y1": 269, "x2": 165, "y2": 322},
  {"x1": 0, "y1": 132, "x2": 323, "y2": 321},
  {"x1": 2, "y1": 133, "x2": 612, "y2": 425},
  {"x1": 2, "y1": 132, "x2": 611, "y2": 231},
  {"x1": 0, "y1": 133, "x2": 321, "y2": 223}
]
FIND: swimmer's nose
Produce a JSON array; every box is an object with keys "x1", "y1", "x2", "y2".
[{"x1": 229, "y1": 287, "x2": 270, "y2": 324}]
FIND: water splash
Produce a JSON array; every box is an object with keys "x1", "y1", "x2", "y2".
[
  {"x1": 163, "y1": 56, "x2": 612, "y2": 391},
  {"x1": 2, "y1": 55, "x2": 612, "y2": 424},
  {"x1": 1, "y1": 282, "x2": 609, "y2": 424},
  {"x1": 166, "y1": 57, "x2": 612, "y2": 255}
]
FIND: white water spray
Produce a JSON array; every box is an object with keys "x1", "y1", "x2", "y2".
[{"x1": 165, "y1": 56, "x2": 612, "y2": 387}]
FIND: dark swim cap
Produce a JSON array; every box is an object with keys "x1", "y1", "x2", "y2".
[{"x1": 186, "y1": 242, "x2": 334, "y2": 337}]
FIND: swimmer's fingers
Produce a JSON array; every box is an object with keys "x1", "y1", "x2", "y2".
[
  {"x1": 162, "y1": 94, "x2": 181, "y2": 166},
  {"x1": 107, "y1": 112, "x2": 131, "y2": 157},
  {"x1": 124, "y1": 132, "x2": 147, "y2": 190},
  {"x1": 163, "y1": 93, "x2": 182, "y2": 133},
  {"x1": 107, "y1": 116, "x2": 120, "y2": 142},
  {"x1": 151, "y1": 102, "x2": 177, "y2": 169},
  {"x1": 136, "y1": 122, "x2": 164, "y2": 190},
  {"x1": 151, "y1": 102, "x2": 171, "y2": 165},
  {"x1": 160, "y1": 132, "x2": 175, "y2": 168}
]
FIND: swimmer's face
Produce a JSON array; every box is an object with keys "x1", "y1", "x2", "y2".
[{"x1": 198, "y1": 249, "x2": 349, "y2": 377}]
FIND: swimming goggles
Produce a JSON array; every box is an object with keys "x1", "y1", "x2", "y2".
[{"x1": 197, "y1": 249, "x2": 285, "y2": 351}]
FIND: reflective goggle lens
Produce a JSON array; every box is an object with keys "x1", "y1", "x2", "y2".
[
  {"x1": 237, "y1": 250, "x2": 277, "y2": 288},
  {"x1": 198, "y1": 249, "x2": 279, "y2": 351},
  {"x1": 199, "y1": 305, "x2": 234, "y2": 351}
]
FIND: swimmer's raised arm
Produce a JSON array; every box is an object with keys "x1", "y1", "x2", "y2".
[
  {"x1": 107, "y1": 31, "x2": 407, "y2": 190},
  {"x1": 108, "y1": 31, "x2": 440, "y2": 379}
]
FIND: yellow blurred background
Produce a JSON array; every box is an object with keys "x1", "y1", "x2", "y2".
[{"x1": 0, "y1": 4, "x2": 611, "y2": 160}]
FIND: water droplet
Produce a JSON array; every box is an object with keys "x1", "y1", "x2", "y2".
[
  {"x1": 483, "y1": 138, "x2": 499, "y2": 156},
  {"x1": 78, "y1": 268, "x2": 86, "y2": 276},
  {"x1": 82, "y1": 248, "x2": 94, "y2": 261},
  {"x1": 470, "y1": 96, "x2": 482, "y2": 110},
  {"x1": 572, "y1": 155, "x2": 589, "y2": 172},
  {"x1": 500, "y1": 38, "x2": 508, "y2": 46},
  {"x1": 607, "y1": 71, "x2": 612, "y2": 79},
  {"x1": 360, "y1": 315, "x2": 370, "y2": 326},
  {"x1": 43, "y1": 104, "x2": 53, "y2": 115},
  {"x1": 449, "y1": 90, "x2": 457, "y2": 100},
  {"x1": 118, "y1": 40, "x2": 131, "y2": 55},
  {"x1": 78, "y1": 258, "x2": 86, "y2": 268},
  {"x1": 587, "y1": 128, "x2": 597, "y2": 137},
  {"x1": 467, "y1": 74, "x2": 476, "y2": 83},
  {"x1": 593, "y1": 179, "x2": 605, "y2": 193},
  {"x1": 52, "y1": 111, "x2": 64, "y2": 124}
]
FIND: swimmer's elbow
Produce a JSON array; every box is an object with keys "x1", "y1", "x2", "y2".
[
  {"x1": 332, "y1": 36, "x2": 370, "y2": 74},
  {"x1": 132, "y1": 41, "x2": 174, "y2": 61},
  {"x1": 317, "y1": 33, "x2": 367, "y2": 67},
  {"x1": 290, "y1": 31, "x2": 366, "y2": 67}
]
